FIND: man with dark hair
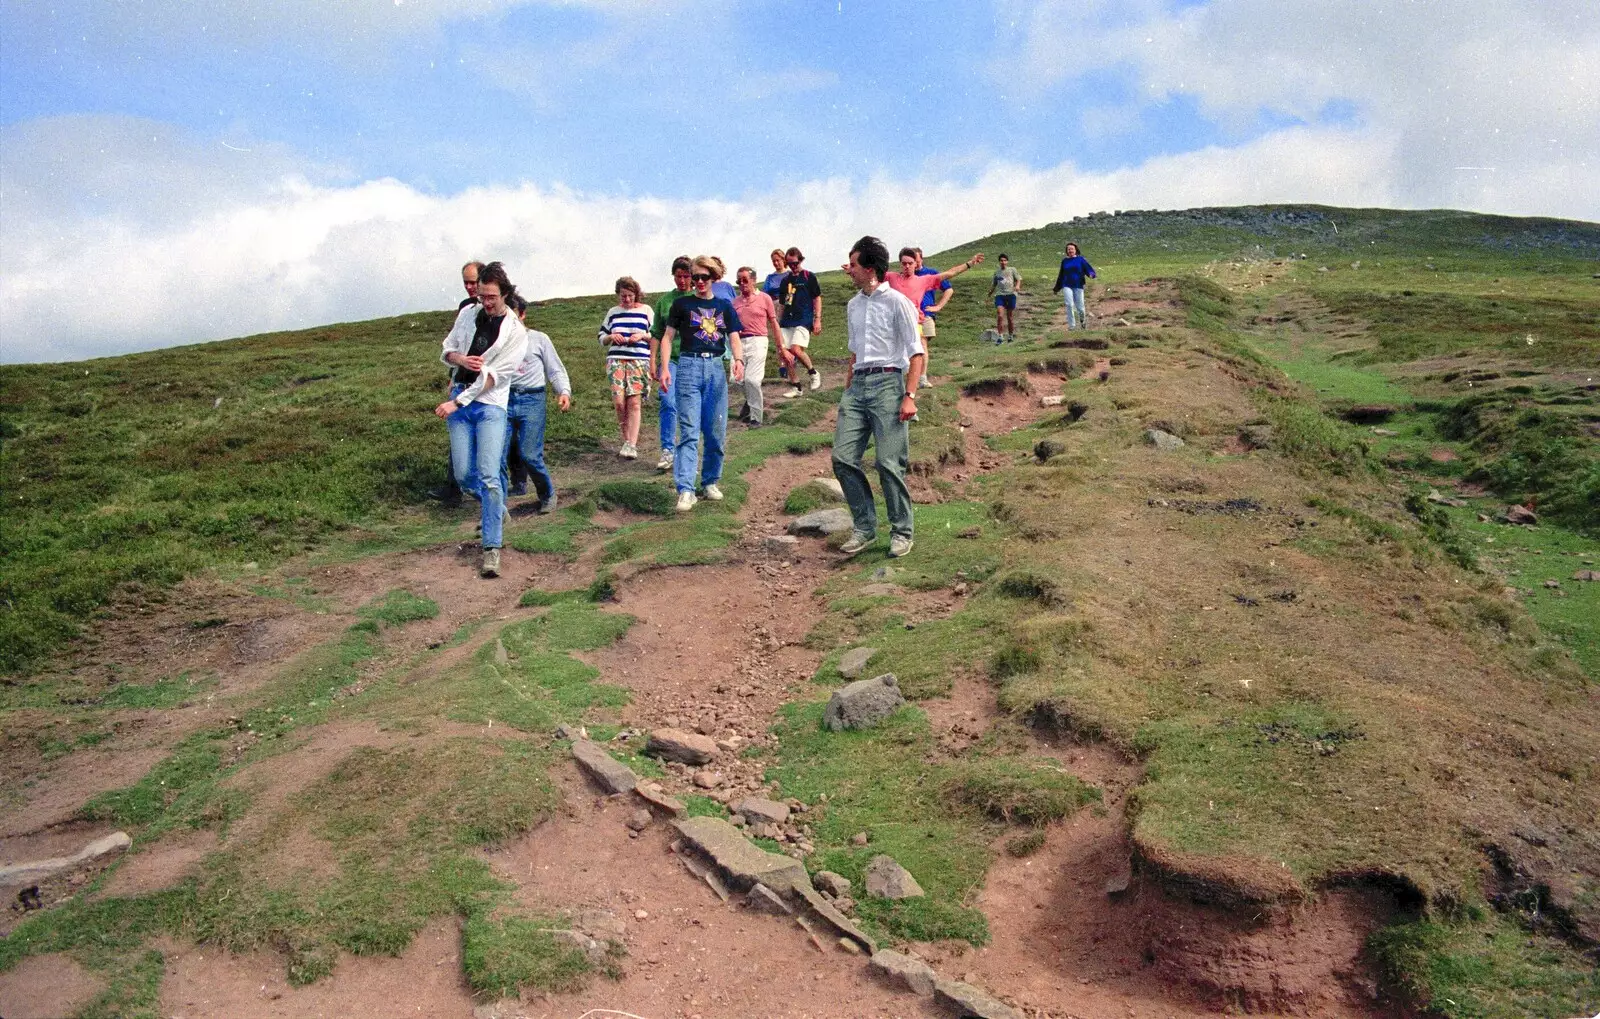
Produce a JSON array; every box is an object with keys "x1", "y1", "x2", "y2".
[
  {"x1": 832, "y1": 236, "x2": 925, "y2": 559},
  {"x1": 912, "y1": 247, "x2": 949, "y2": 388},
  {"x1": 777, "y1": 246, "x2": 823, "y2": 396},
  {"x1": 649, "y1": 256, "x2": 694, "y2": 472}
]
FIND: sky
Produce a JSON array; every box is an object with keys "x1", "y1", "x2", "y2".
[{"x1": 1, "y1": 0, "x2": 1596, "y2": 363}]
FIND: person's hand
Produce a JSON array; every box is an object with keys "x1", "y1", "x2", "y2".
[
  {"x1": 658, "y1": 365, "x2": 672, "y2": 389},
  {"x1": 434, "y1": 400, "x2": 459, "y2": 419},
  {"x1": 813, "y1": 322, "x2": 822, "y2": 336},
  {"x1": 898, "y1": 395, "x2": 917, "y2": 422},
  {"x1": 557, "y1": 394, "x2": 571, "y2": 412},
  {"x1": 731, "y1": 360, "x2": 746, "y2": 383},
  {"x1": 460, "y1": 355, "x2": 484, "y2": 371},
  {"x1": 970, "y1": 253, "x2": 985, "y2": 265}
]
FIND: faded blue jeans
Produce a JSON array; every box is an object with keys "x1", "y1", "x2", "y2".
[
  {"x1": 658, "y1": 363, "x2": 678, "y2": 455},
  {"x1": 672, "y1": 353, "x2": 728, "y2": 494},
  {"x1": 448, "y1": 400, "x2": 508, "y2": 548},
  {"x1": 832, "y1": 370, "x2": 914, "y2": 541},
  {"x1": 502, "y1": 387, "x2": 554, "y2": 505},
  {"x1": 1062, "y1": 286, "x2": 1087, "y2": 329}
]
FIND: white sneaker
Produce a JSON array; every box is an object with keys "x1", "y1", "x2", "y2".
[
  {"x1": 675, "y1": 490, "x2": 697, "y2": 512},
  {"x1": 702, "y1": 484, "x2": 724, "y2": 501},
  {"x1": 620, "y1": 442, "x2": 638, "y2": 460},
  {"x1": 784, "y1": 386, "x2": 803, "y2": 399},
  {"x1": 839, "y1": 532, "x2": 875, "y2": 556},
  {"x1": 888, "y1": 535, "x2": 914, "y2": 558},
  {"x1": 918, "y1": 375, "x2": 932, "y2": 389},
  {"x1": 656, "y1": 450, "x2": 674, "y2": 471},
  {"x1": 809, "y1": 370, "x2": 821, "y2": 391}
]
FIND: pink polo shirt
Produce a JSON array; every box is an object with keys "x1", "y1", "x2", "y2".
[
  {"x1": 733, "y1": 290, "x2": 778, "y2": 340},
  {"x1": 885, "y1": 271, "x2": 940, "y2": 321}
]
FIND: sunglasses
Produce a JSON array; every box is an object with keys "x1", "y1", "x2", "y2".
[{"x1": 690, "y1": 273, "x2": 713, "y2": 283}]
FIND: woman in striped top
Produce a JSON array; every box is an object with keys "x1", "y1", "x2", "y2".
[{"x1": 597, "y1": 276, "x2": 654, "y2": 459}]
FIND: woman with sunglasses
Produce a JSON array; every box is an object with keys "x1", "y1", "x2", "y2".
[
  {"x1": 653, "y1": 256, "x2": 745, "y2": 511},
  {"x1": 436, "y1": 262, "x2": 529, "y2": 578}
]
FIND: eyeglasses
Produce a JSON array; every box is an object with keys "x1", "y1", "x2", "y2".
[{"x1": 690, "y1": 273, "x2": 713, "y2": 283}]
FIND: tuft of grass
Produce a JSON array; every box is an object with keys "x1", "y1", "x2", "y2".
[
  {"x1": 98, "y1": 670, "x2": 218, "y2": 709},
  {"x1": 944, "y1": 758, "x2": 1100, "y2": 825},
  {"x1": 592, "y1": 479, "x2": 677, "y2": 516},
  {"x1": 1005, "y1": 829, "x2": 1047, "y2": 857},
  {"x1": 1256, "y1": 394, "x2": 1372, "y2": 475},
  {"x1": 357, "y1": 589, "x2": 440, "y2": 628},
  {"x1": 463, "y1": 913, "x2": 594, "y2": 997},
  {"x1": 783, "y1": 484, "x2": 830, "y2": 515},
  {"x1": 518, "y1": 586, "x2": 590, "y2": 607},
  {"x1": 1371, "y1": 907, "x2": 1600, "y2": 1019}
]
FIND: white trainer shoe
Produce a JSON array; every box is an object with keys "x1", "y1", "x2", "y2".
[
  {"x1": 888, "y1": 535, "x2": 914, "y2": 558},
  {"x1": 620, "y1": 442, "x2": 638, "y2": 460},
  {"x1": 809, "y1": 370, "x2": 821, "y2": 391},
  {"x1": 839, "y1": 532, "x2": 875, "y2": 556},
  {"x1": 656, "y1": 450, "x2": 674, "y2": 471},
  {"x1": 675, "y1": 490, "x2": 697, "y2": 512},
  {"x1": 784, "y1": 386, "x2": 803, "y2": 399},
  {"x1": 702, "y1": 484, "x2": 724, "y2": 501}
]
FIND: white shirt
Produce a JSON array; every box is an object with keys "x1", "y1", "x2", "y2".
[
  {"x1": 845, "y1": 281, "x2": 922, "y2": 371},
  {"x1": 439, "y1": 303, "x2": 530, "y2": 409},
  {"x1": 507, "y1": 330, "x2": 572, "y2": 396}
]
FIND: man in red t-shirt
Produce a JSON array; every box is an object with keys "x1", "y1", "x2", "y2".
[{"x1": 885, "y1": 248, "x2": 984, "y2": 373}]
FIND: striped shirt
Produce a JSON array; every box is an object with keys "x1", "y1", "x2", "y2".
[{"x1": 598, "y1": 304, "x2": 654, "y2": 360}]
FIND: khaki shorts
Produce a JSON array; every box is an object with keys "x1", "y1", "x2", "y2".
[
  {"x1": 781, "y1": 326, "x2": 811, "y2": 349},
  {"x1": 921, "y1": 317, "x2": 937, "y2": 339}
]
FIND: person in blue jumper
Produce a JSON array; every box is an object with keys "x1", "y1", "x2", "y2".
[{"x1": 1052, "y1": 242, "x2": 1097, "y2": 330}]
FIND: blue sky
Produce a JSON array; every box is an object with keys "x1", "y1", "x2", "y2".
[{"x1": 2, "y1": 0, "x2": 1596, "y2": 361}]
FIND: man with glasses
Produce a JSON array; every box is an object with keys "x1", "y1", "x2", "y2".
[
  {"x1": 431, "y1": 261, "x2": 487, "y2": 504},
  {"x1": 653, "y1": 257, "x2": 745, "y2": 512},
  {"x1": 777, "y1": 247, "x2": 823, "y2": 396},
  {"x1": 833, "y1": 236, "x2": 925, "y2": 559},
  {"x1": 650, "y1": 256, "x2": 694, "y2": 472}
]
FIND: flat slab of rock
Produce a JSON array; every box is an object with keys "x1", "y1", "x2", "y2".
[
  {"x1": 1145, "y1": 428, "x2": 1185, "y2": 450},
  {"x1": 814, "y1": 871, "x2": 853, "y2": 897},
  {"x1": 864, "y1": 854, "x2": 924, "y2": 899},
  {"x1": 838, "y1": 647, "x2": 879, "y2": 680},
  {"x1": 746, "y1": 882, "x2": 793, "y2": 915},
  {"x1": 823, "y1": 673, "x2": 905, "y2": 732},
  {"x1": 0, "y1": 831, "x2": 131, "y2": 886},
  {"x1": 733, "y1": 796, "x2": 790, "y2": 825},
  {"x1": 788, "y1": 508, "x2": 854, "y2": 537},
  {"x1": 635, "y1": 782, "x2": 686, "y2": 817},
  {"x1": 934, "y1": 978, "x2": 1023, "y2": 1019},
  {"x1": 571, "y1": 740, "x2": 637, "y2": 794},
  {"x1": 763, "y1": 534, "x2": 801, "y2": 554},
  {"x1": 794, "y1": 882, "x2": 877, "y2": 954},
  {"x1": 645, "y1": 728, "x2": 718, "y2": 765},
  {"x1": 671, "y1": 816, "x2": 810, "y2": 897},
  {"x1": 869, "y1": 949, "x2": 936, "y2": 997}
]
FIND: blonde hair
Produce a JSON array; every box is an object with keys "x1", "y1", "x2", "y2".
[{"x1": 691, "y1": 255, "x2": 722, "y2": 279}]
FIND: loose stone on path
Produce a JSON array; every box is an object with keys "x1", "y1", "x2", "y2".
[
  {"x1": 787, "y1": 508, "x2": 854, "y2": 537},
  {"x1": 645, "y1": 728, "x2": 718, "y2": 765},
  {"x1": 571, "y1": 740, "x2": 637, "y2": 794},
  {"x1": 823, "y1": 674, "x2": 906, "y2": 731},
  {"x1": 863, "y1": 854, "x2": 924, "y2": 899}
]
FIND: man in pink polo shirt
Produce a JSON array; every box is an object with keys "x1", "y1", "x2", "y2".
[{"x1": 885, "y1": 247, "x2": 984, "y2": 375}]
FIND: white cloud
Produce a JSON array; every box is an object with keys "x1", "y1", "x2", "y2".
[
  {"x1": 1006, "y1": 0, "x2": 1600, "y2": 216},
  {"x1": 2, "y1": 119, "x2": 1404, "y2": 363}
]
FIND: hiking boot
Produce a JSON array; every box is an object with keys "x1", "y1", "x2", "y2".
[
  {"x1": 676, "y1": 490, "x2": 698, "y2": 512},
  {"x1": 508, "y1": 481, "x2": 528, "y2": 497},
  {"x1": 839, "y1": 532, "x2": 875, "y2": 556},
  {"x1": 809, "y1": 369, "x2": 821, "y2": 391},
  {"x1": 888, "y1": 535, "x2": 914, "y2": 558},
  {"x1": 537, "y1": 492, "x2": 558, "y2": 515},
  {"x1": 480, "y1": 548, "x2": 501, "y2": 577},
  {"x1": 656, "y1": 450, "x2": 674, "y2": 471},
  {"x1": 619, "y1": 441, "x2": 638, "y2": 460},
  {"x1": 702, "y1": 484, "x2": 724, "y2": 501}
]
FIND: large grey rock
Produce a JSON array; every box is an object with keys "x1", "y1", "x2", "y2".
[
  {"x1": 671, "y1": 816, "x2": 810, "y2": 897},
  {"x1": 823, "y1": 673, "x2": 905, "y2": 732},
  {"x1": 934, "y1": 978, "x2": 1023, "y2": 1019},
  {"x1": 869, "y1": 949, "x2": 937, "y2": 997},
  {"x1": 863, "y1": 854, "x2": 924, "y2": 899},
  {"x1": 645, "y1": 728, "x2": 718, "y2": 765},
  {"x1": 745, "y1": 882, "x2": 793, "y2": 915},
  {"x1": 733, "y1": 796, "x2": 790, "y2": 825},
  {"x1": 1505, "y1": 504, "x2": 1538, "y2": 526},
  {"x1": 788, "y1": 508, "x2": 854, "y2": 537},
  {"x1": 0, "y1": 831, "x2": 131, "y2": 886},
  {"x1": 571, "y1": 740, "x2": 637, "y2": 794},
  {"x1": 1145, "y1": 428, "x2": 1185, "y2": 450},
  {"x1": 837, "y1": 647, "x2": 879, "y2": 680}
]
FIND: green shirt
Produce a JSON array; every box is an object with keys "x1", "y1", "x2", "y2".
[{"x1": 652, "y1": 287, "x2": 692, "y2": 359}]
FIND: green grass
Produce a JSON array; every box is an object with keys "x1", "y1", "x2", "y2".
[
  {"x1": 98, "y1": 670, "x2": 219, "y2": 710},
  {"x1": 355, "y1": 589, "x2": 440, "y2": 628},
  {"x1": 944, "y1": 757, "x2": 1100, "y2": 825},
  {"x1": 1371, "y1": 907, "x2": 1600, "y2": 1019}
]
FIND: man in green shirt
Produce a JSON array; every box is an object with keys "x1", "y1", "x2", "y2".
[{"x1": 650, "y1": 256, "x2": 694, "y2": 472}]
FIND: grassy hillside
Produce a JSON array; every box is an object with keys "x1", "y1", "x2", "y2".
[{"x1": 2, "y1": 204, "x2": 1597, "y2": 1017}]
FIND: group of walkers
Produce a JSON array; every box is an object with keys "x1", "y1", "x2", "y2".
[{"x1": 434, "y1": 241, "x2": 1098, "y2": 577}]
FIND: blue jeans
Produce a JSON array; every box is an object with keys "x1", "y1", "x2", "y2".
[
  {"x1": 1062, "y1": 287, "x2": 1086, "y2": 329},
  {"x1": 672, "y1": 354, "x2": 728, "y2": 493},
  {"x1": 658, "y1": 364, "x2": 678, "y2": 453},
  {"x1": 832, "y1": 370, "x2": 914, "y2": 541},
  {"x1": 448, "y1": 401, "x2": 508, "y2": 548},
  {"x1": 502, "y1": 387, "x2": 554, "y2": 504}
]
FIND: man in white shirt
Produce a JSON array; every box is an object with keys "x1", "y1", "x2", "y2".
[{"x1": 831, "y1": 235, "x2": 926, "y2": 559}]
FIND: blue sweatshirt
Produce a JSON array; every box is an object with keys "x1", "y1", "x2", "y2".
[{"x1": 1053, "y1": 256, "x2": 1097, "y2": 291}]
